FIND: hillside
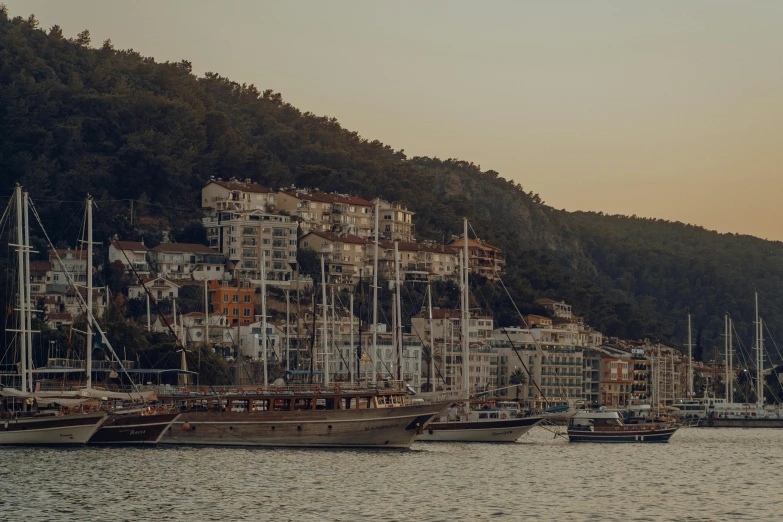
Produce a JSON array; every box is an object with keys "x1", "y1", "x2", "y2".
[{"x1": 1, "y1": 10, "x2": 782, "y2": 362}]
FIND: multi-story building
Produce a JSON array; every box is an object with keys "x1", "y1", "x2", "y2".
[
  {"x1": 535, "y1": 298, "x2": 573, "y2": 318},
  {"x1": 378, "y1": 200, "x2": 415, "y2": 242},
  {"x1": 29, "y1": 260, "x2": 51, "y2": 297},
  {"x1": 351, "y1": 331, "x2": 422, "y2": 392},
  {"x1": 411, "y1": 309, "x2": 496, "y2": 393},
  {"x1": 48, "y1": 248, "x2": 88, "y2": 292},
  {"x1": 128, "y1": 276, "x2": 180, "y2": 301},
  {"x1": 448, "y1": 236, "x2": 505, "y2": 280},
  {"x1": 276, "y1": 189, "x2": 374, "y2": 238},
  {"x1": 209, "y1": 280, "x2": 256, "y2": 327},
  {"x1": 600, "y1": 354, "x2": 634, "y2": 407},
  {"x1": 149, "y1": 243, "x2": 227, "y2": 281},
  {"x1": 298, "y1": 231, "x2": 369, "y2": 285},
  {"x1": 177, "y1": 312, "x2": 233, "y2": 348},
  {"x1": 631, "y1": 348, "x2": 649, "y2": 401},
  {"x1": 204, "y1": 209, "x2": 298, "y2": 283},
  {"x1": 377, "y1": 241, "x2": 459, "y2": 283},
  {"x1": 108, "y1": 240, "x2": 150, "y2": 277},
  {"x1": 582, "y1": 348, "x2": 602, "y2": 406},
  {"x1": 201, "y1": 178, "x2": 275, "y2": 213}
]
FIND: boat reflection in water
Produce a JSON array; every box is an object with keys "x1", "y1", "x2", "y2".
[{"x1": 155, "y1": 381, "x2": 446, "y2": 449}]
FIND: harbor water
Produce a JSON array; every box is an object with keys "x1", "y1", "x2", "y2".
[{"x1": 1, "y1": 427, "x2": 780, "y2": 521}]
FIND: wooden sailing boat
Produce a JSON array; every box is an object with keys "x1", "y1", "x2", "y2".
[
  {"x1": 418, "y1": 218, "x2": 543, "y2": 442},
  {"x1": 0, "y1": 186, "x2": 107, "y2": 444}
]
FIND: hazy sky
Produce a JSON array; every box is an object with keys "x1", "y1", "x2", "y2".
[{"x1": 7, "y1": 1, "x2": 783, "y2": 241}]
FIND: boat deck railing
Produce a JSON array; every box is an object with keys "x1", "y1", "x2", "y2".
[{"x1": 142, "y1": 380, "x2": 409, "y2": 397}]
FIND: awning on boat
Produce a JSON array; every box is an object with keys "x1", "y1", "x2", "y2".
[{"x1": 77, "y1": 388, "x2": 158, "y2": 402}]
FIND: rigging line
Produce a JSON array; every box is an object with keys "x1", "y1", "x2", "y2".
[
  {"x1": 762, "y1": 321, "x2": 783, "y2": 367},
  {"x1": 28, "y1": 198, "x2": 145, "y2": 399},
  {"x1": 398, "y1": 284, "x2": 448, "y2": 384},
  {"x1": 467, "y1": 221, "x2": 551, "y2": 406},
  {"x1": 731, "y1": 321, "x2": 756, "y2": 402}
]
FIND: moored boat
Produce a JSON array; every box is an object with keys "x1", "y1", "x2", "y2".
[
  {"x1": 155, "y1": 382, "x2": 446, "y2": 448},
  {"x1": 417, "y1": 401, "x2": 543, "y2": 442},
  {"x1": 567, "y1": 410, "x2": 678, "y2": 443},
  {"x1": 0, "y1": 393, "x2": 107, "y2": 445},
  {"x1": 89, "y1": 407, "x2": 180, "y2": 445}
]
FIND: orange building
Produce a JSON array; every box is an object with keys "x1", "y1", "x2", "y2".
[{"x1": 209, "y1": 281, "x2": 256, "y2": 326}]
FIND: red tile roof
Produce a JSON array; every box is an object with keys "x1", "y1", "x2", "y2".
[
  {"x1": 447, "y1": 236, "x2": 502, "y2": 252},
  {"x1": 30, "y1": 260, "x2": 51, "y2": 273},
  {"x1": 112, "y1": 240, "x2": 148, "y2": 252}
]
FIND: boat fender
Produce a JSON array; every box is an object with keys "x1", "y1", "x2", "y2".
[
  {"x1": 333, "y1": 384, "x2": 342, "y2": 393},
  {"x1": 313, "y1": 386, "x2": 321, "y2": 394},
  {"x1": 614, "y1": 426, "x2": 621, "y2": 431},
  {"x1": 3, "y1": 420, "x2": 8, "y2": 430},
  {"x1": 294, "y1": 386, "x2": 302, "y2": 394},
  {"x1": 183, "y1": 388, "x2": 190, "y2": 396},
  {"x1": 200, "y1": 388, "x2": 207, "y2": 396},
  {"x1": 257, "y1": 388, "x2": 265, "y2": 395},
  {"x1": 182, "y1": 422, "x2": 191, "y2": 431},
  {"x1": 237, "y1": 388, "x2": 245, "y2": 396},
  {"x1": 500, "y1": 413, "x2": 507, "y2": 420}
]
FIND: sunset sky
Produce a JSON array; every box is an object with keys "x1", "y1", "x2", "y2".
[{"x1": 7, "y1": 1, "x2": 783, "y2": 241}]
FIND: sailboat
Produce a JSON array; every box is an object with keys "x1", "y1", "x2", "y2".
[
  {"x1": 0, "y1": 185, "x2": 107, "y2": 444},
  {"x1": 697, "y1": 293, "x2": 783, "y2": 428},
  {"x1": 417, "y1": 219, "x2": 543, "y2": 442}
]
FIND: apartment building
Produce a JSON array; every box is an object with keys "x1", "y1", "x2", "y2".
[
  {"x1": 209, "y1": 280, "x2": 256, "y2": 327},
  {"x1": 378, "y1": 200, "x2": 415, "y2": 242},
  {"x1": 108, "y1": 240, "x2": 151, "y2": 277},
  {"x1": 149, "y1": 243, "x2": 227, "y2": 281},
  {"x1": 48, "y1": 248, "x2": 88, "y2": 292},
  {"x1": 378, "y1": 241, "x2": 459, "y2": 283},
  {"x1": 276, "y1": 189, "x2": 374, "y2": 238},
  {"x1": 201, "y1": 178, "x2": 275, "y2": 213},
  {"x1": 448, "y1": 236, "x2": 505, "y2": 280},
  {"x1": 204, "y1": 209, "x2": 298, "y2": 282},
  {"x1": 128, "y1": 276, "x2": 180, "y2": 300},
  {"x1": 298, "y1": 231, "x2": 369, "y2": 285}
]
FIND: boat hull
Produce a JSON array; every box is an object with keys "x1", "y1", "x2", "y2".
[
  {"x1": 417, "y1": 416, "x2": 543, "y2": 442},
  {"x1": 158, "y1": 403, "x2": 444, "y2": 448},
  {"x1": 567, "y1": 425, "x2": 678, "y2": 443},
  {"x1": 89, "y1": 413, "x2": 180, "y2": 444},
  {"x1": 0, "y1": 413, "x2": 106, "y2": 445}
]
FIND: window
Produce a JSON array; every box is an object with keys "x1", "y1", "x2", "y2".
[
  {"x1": 232, "y1": 307, "x2": 238, "y2": 315},
  {"x1": 232, "y1": 295, "x2": 238, "y2": 302},
  {"x1": 243, "y1": 294, "x2": 251, "y2": 303},
  {"x1": 243, "y1": 308, "x2": 251, "y2": 317},
  {"x1": 223, "y1": 294, "x2": 228, "y2": 303},
  {"x1": 223, "y1": 307, "x2": 228, "y2": 315}
]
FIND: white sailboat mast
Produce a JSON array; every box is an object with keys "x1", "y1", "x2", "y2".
[
  {"x1": 687, "y1": 313, "x2": 693, "y2": 398},
  {"x1": 371, "y1": 198, "x2": 379, "y2": 385},
  {"x1": 261, "y1": 251, "x2": 268, "y2": 387},
  {"x1": 427, "y1": 282, "x2": 434, "y2": 391},
  {"x1": 462, "y1": 218, "x2": 469, "y2": 399},
  {"x1": 394, "y1": 240, "x2": 403, "y2": 381},
  {"x1": 349, "y1": 292, "x2": 355, "y2": 385},
  {"x1": 86, "y1": 195, "x2": 93, "y2": 388},
  {"x1": 14, "y1": 185, "x2": 28, "y2": 393},
  {"x1": 728, "y1": 316, "x2": 733, "y2": 403},
  {"x1": 204, "y1": 279, "x2": 209, "y2": 350},
  {"x1": 23, "y1": 192, "x2": 34, "y2": 391},
  {"x1": 756, "y1": 293, "x2": 763, "y2": 408},
  {"x1": 724, "y1": 314, "x2": 729, "y2": 401},
  {"x1": 321, "y1": 254, "x2": 329, "y2": 387}
]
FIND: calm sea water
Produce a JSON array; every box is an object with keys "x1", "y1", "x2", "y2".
[{"x1": 1, "y1": 428, "x2": 780, "y2": 521}]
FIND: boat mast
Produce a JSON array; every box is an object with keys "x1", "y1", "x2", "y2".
[
  {"x1": 427, "y1": 282, "x2": 434, "y2": 391},
  {"x1": 462, "y1": 218, "x2": 469, "y2": 399},
  {"x1": 728, "y1": 316, "x2": 733, "y2": 403},
  {"x1": 321, "y1": 254, "x2": 329, "y2": 387},
  {"x1": 687, "y1": 313, "x2": 693, "y2": 398},
  {"x1": 285, "y1": 289, "x2": 290, "y2": 372},
  {"x1": 349, "y1": 291, "x2": 355, "y2": 385},
  {"x1": 85, "y1": 194, "x2": 93, "y2": 389},
  {"x1": 724, "y1": 314, "x2": 729, "y2": 402},
  {"x1": 371, "y1": 198, "x2": 379, "y2": 385},
  {"x1": 23, "y1": 191, "x2": 34, "y2": 391},
  {"x1": 14, "y1": 185, "x2": 28, "y2": 393},
  {"x1": 261, "y1": 251, "x2": 268, "y2": 388},
  {"x1": 756, "y1": 292, "x2": 763, "y2": 409},
  {"x1": 394, "y1": 240, "x2": 403, "y2": 381}
]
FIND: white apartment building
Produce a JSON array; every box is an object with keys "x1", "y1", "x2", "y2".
[
  {"x1": 128, "y1": 276, "x2": 180, "y2": 300},
  {"x1": 48, "y1": 248, "x2": 88, "y2": 292},
  {"x1": 204, "y1": 209, "x2": 298, "y2": 283},
  {"x1": 378, "y1": 241, "x2": 459, "y2": 283},
  {"x1": 201, "y1": 178, "x2": 275, "y2": 213},
  {"x1": 276, "y1": 189, "x2": 374, "y2": 238},
  {"x1": 378, "y1": 200, "x2": 415, "y2": 242},
  {"x1": 149, "y1": 243, "x2": 227, "y2": 281},
  {"x1": 298, "y1": 231, "x2": 369, "y2": 285},
  {"x1": 108, "y1": 240, "x2": 150, "y2": 277}
]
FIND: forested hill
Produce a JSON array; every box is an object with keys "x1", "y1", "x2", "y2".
[{"x1": 2, "y1": 10, "x2": 782, "y2": 360}]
